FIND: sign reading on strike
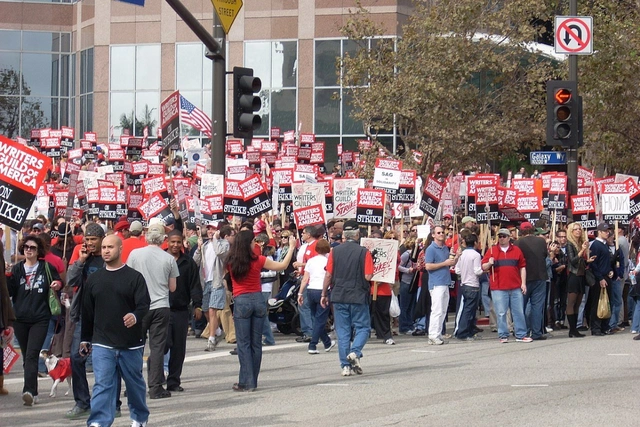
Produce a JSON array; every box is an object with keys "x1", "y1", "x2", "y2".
[
  {"x1": 161, "y1": 91, "x2": 180, "y2": 154},
  {"x1": 0, "y1": 136, "x2": 51, "y2": 229}
]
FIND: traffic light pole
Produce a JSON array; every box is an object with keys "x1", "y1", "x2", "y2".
[
  {"x1": 567, "y1": 0, "x2": 579, "y2": 202},
  {"x1": 210, "y1": 13, "x2": 226, "y2": 175},
  {"x1": 164, "y1": 0, "x2": 226, "y2": 175}
]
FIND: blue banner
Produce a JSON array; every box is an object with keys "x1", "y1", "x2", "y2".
[{"x1": 117, "y1": 0, "x2": 145, "y2": 6}]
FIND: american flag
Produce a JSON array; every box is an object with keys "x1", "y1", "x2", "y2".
[{"x1": 180, "y1": 95, "x2": 212, "y2": 138}]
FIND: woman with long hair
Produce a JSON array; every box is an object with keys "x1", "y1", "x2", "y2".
[
  {"x1": 7, "y1": 235, "x2": 63, "y2": 406},
  {"x1": 226, "y1": 230, "x2": 296, "y2": 391},
  {"x1": 565, "y1": 222, "x2": 595, "y2": 337}
]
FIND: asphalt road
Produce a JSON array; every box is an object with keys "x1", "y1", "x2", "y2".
[{"x1": 2, "y1": 325, "x2": 639, "y2": 427}]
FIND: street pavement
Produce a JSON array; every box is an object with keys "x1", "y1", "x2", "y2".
[{"x1": 2, "y1": 324, "x2": 639, "y2": 427}]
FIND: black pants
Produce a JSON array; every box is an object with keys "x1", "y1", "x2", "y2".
[
  {"x1": 587, "y1": 279, "x2": 612, "y2": 334},
  {"x1": 164, "y1": 309, "x2": 189, "y2": 390},
  {"x1": 371, "y1": 295, "x2": 392, "y2": 340},
  {"x1": 142, "y1": 308, "x2": 170, "y2": 395},
  {"x1": 13, "y1": 319, "x2": 49, "y2": 396}
]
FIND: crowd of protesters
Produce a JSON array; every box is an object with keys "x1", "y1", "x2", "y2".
[{"x1": 2, "y1": 203, "x2": 640, "y2": 425}]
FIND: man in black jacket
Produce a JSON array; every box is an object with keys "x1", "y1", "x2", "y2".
[
  {"x1": 586, "y1": 223, "x2": 614, "y2": 336},
  {"x1": 81, "y1": 234, "x2": 150, "y2": 427},
  {"x1": 165, "y1": 230, "x2": 203, "y2": 392}
]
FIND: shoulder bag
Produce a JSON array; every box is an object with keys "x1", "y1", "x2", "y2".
[{"x1": 45, "y1": 262, "x2": 62, "y2": 316}]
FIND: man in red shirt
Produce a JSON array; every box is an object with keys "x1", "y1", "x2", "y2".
[
  {"x1": 481, "y1": 228, "x2": 532, "y2": 343},
  {"x1": 321, "y1": 220, "x2": 374, "y2": 377}
]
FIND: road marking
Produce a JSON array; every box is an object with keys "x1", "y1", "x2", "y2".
[
  {"x1": 4, "y1": 343, "x2": 306, "y2": 385},
  {"x1": 184, "y1": 342, "x2": 304, "y2": 363},
  {"x1": 411, "y1": 350, "x2": 436, "y2": 353},
  {"x1": 511, "y1": 384, "x2": 549, "y2": 387},
  {"x1": 607, "y1": 353, "x2": 630, "y2": 356},
  {"x1": 317, "y1": 383, "x2": 350, "y2": 387}
]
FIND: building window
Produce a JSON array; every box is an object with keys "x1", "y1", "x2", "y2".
[
  {"x1": 0, "y1": 29, "x2": 72, "y2": 139},
  {"x1": 314, "y1": 38, "x2": 396, "y2": 162},
  {"x1": 244, "y1": 40, "x2": 297, "y2": 137},
  {"x1": 79, "y1": 48, "x2": 93, "y2": 136},
  {"x1": 109, "y1": 44, "x2": 160, "y2": 140},
  {"x1": 175, "y1": 43, "x2": 213, "y2": 142}
]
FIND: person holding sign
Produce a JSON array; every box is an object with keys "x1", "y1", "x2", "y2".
[
  {"x1": 226, "y1": 230, "x2": 296, "y2": 391},
  {"x1": 321, "y1": 220, "x2": 374, "y2": 377}
]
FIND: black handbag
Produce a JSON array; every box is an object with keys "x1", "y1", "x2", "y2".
[{"x1": 408, "y1": 269, "x2": 420, "y2": 294}]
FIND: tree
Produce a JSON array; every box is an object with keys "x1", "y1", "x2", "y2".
[
  {"x1": 579, "y1": 1, "x2": 640, "y2": 175},
  {"x1": 0, "y1": 68, "x2": 48, "y2": 139},
  {"x1": 119, "y1": 104, "x2": 158, "y2": 137},
  {"x1": 340, "y1": 0, "x2": 561, "y2": 179}
]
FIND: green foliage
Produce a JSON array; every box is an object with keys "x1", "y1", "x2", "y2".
[
  {"x1": 0, "y1": 68, "x2": 47, "y2": 139},
  {"x1": 340, "y1": 0, "x2": 640, "y2": 178}
]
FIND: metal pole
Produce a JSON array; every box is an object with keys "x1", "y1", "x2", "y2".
[
  {"x1": 210, "y1": 13, "x2": 226, "y2": 174},
  {"x1": 567, "y1": 0, "x2": 578, "y2": 201}
]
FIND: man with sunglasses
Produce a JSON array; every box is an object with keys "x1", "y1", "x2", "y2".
[
  {"x1": 482, "y1": 228, "x2": 532, "y2": 343},
  {"x1": 425, "y1": 225, "x2": 459, "y2": 345}
]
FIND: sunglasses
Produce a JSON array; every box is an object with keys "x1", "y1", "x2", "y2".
[
  {"x1": 274, "y1": 229, "x2": 282, "y2": 233},
  {"x1": 434, "y1": 231, "x2": 444, "y2": 235},
  {"x1": 24, "y1": 245, "x2": 38, "y2": 251},
  {"x1": 410, "y1": 229, "x2": 417, "y2": 232}
]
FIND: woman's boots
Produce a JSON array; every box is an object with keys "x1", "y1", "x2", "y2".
[{"x1": 568, "y1": 314, "x2": 585, "y2": 338}]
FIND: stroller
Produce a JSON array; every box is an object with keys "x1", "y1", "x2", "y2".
[{"x1": 268, "y1": 277, "x2": 301, "y2": 335}]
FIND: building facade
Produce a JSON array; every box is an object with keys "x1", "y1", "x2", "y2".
[{"x1": 0, "y1": 0, "x2": 412, "y2": 162}]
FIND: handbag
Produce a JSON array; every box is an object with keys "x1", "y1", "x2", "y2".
[
  {"x1": 585, "y1": 269, "x2": 596, "y2": 287},
  {"x1": 596, "y1": 286, "x2": 611, "y2": 319},
  {"x1": 389, "y1": 293, "x2": 401, "y2": 318},
  {"x1": 45, "y1": 262, "x2": 61, "y2": 316}
]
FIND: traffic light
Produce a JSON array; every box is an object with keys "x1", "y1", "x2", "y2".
[
  {"x1": 232, "y1": 67, "x2": 262, "y2": 139},
  {"x1": 546, "y1": 80, "x2": 580, "y2": 147}
]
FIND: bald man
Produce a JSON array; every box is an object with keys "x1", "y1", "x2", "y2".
[{"x1": 81, "y1": 235, "x2": 151, "y2": 427}]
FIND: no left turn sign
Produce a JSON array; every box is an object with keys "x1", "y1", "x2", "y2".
[{"x1": 555, "y1": 16, "x2": 593, "y2": 55}]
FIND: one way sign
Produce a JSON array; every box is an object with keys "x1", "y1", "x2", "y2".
[{"x1": 555, "y1": 16, "x2": 593, "y2": 55}]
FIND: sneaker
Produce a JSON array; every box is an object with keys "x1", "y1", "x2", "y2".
[
  {"x1": 308, "y1": 348, "x2": 320, "y2": 354},
  {"x1": 443, "y1": 333, "x2": 452, "y2": 339},
  {"x1": 545, "y1": 326, "x2": 554, "y2": 333},
  {"x1": 131, "y1": 421, "x2": 148, "y2": 427},
  {"x1": 411, "y1": 329, "x2": 425, "y2": 336},
  {"x1": 205, "y1": 336, "x2": 219, "y2": 352},
  {"x1": 631, "y1": 330, "x2": 638, "y2": 334},
  {"x1": 346, "y1": 352, "x2": 363, "y2": 375},
  {"x1": 428, "y1": 338, "x2": 444, "y2": 345},
  {"x1": 22, "y1": 392, "x2": 34, "y2": 406},
  {"x1": 341, "y1": 366, "x2": 352, "y2": 376},
  {"x1": 325, "y1": 340, "x2": 336, "y2": 352},
  {"x1": 516, "y1": 337, "x2": 533, "y2": 343},
  {"x1": 384, "y1": 338, "x2": 396, "y2": 345},
  {"x1": 66, "y1": 405, "x2": 90, "y2": 419},
  {"x1": 296, "y1": 335, "x2": 311, "y2": 343},
  {"x1": 404, "y1": 329, "x2": 416, "y2": 335},
  {"x1": 499, "y1": 337, "x2": 509, "y2": 343},
  {"x1": 89, "y1": 424, "x2": 102, "y2": 427}
]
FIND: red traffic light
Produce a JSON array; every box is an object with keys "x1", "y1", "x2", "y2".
[{"x1": 554, "y1": 88, "x2": 572, "y2": 104}]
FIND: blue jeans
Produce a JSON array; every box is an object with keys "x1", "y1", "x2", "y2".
[
  {"x1": 523, "y1": 280, "x2": 546, "y2": 338},
  {"x1": 233, "y1": 292, "x2": 266, "y2": 389},
  {"x1": 491, "y1": 288, "x2": 527, "y2": 339},
  {"x1": 609, "y1": 279, "x2": 623, "y2": 329},
  {"x1": 398, "y1": 280, "x2": 415, "y2": 333},
  {"x1": 88, "y1": 346, "x2": 149, "y2": 427},
  {"x1": 454, "y1": 285, "x2": 480, "y2": 339},
  {"x1": 307, "y1": 289, "x2": 332, "y2": 350},
  {"x1": 333, "y1": 302, "x2": 370, "y2": 368},
  {"x1": 480, "y1": 274, "x2": 492, "y2": 316},
  {"x1": 632, "y1": 296, "x2": 640, "y2": 333},
  {"x1": 298, "y1": 287, "x2": 313, "y2": 336},
  {"x1": 262, "y1": 292, "x2": 275, "y2": 345}
]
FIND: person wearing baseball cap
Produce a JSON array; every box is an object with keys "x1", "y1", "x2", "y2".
[
  {"x1": 461, "y1": 216, "x2": 476, "y2": 228},
  {"x1": 114, "y1": 220, "x2": 131, "y2": 240},
  {"x1": 121, "y1": 221, "x2": 147, "y2": 263}
]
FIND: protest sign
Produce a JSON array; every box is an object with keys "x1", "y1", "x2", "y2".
[{"x1": 360, "y1": 238, "x2": 398, "y2": 284}]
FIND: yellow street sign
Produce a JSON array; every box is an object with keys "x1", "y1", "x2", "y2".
[{"x1": 211, "y1": 0, "x2": 243, "y2": 34}]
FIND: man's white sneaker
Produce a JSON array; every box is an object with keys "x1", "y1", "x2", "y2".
[
  {"x1": 131, "y1": 421, "x2": 148, "y2": 427},
  {"x1": 346, "y1": 352, "x2": 363, "y2": 375},
  {"x1": 325, "y1": 340, "x2": 336, "y2": 352},
  {"x1": 341, "y1": 366, "x2": 352, "y2": 376},
  {"x1": 428, "y1": 338, "x2": 444, "y2": 345},
  {"x1": 384, "y1": 338, "x2": 396, "y2": 345},
  {"x1": 22, "y1": 392, "x2": 34, "y2": 406}
]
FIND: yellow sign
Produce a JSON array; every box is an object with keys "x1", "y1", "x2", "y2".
[{"x1": 211, "y1": 0, "x2": 243, "y2": 34}]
